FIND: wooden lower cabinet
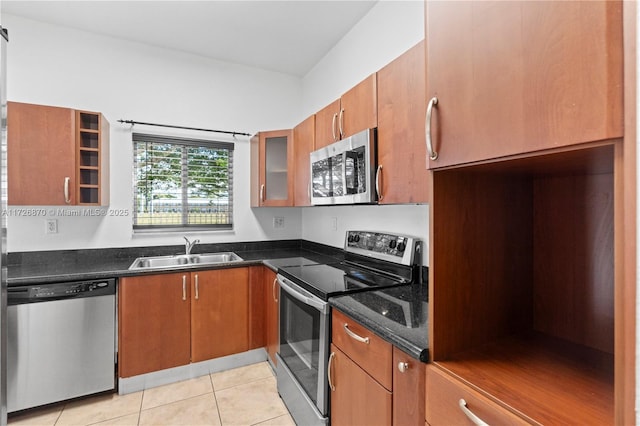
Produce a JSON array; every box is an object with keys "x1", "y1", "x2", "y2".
[
  {"x1": 191, "y1": 268, "x2": 249, "y2": 362},
  {"x1": 119, "y1": 268, "x2": 250, "y2": 377},
  {"x1": 425, "y1": 365, "x2": 530, "y2": 426},
  {"x1": 118, "y1": 273, "x2": 191, "y2": 377},
  {"x1": 264, "y1": 268, "x2": 279, "y2": 365},
  {"x1": 329, "y1": 344, "x2": 392, "y2": 426},
  {"x1": 393, "y1": 347, "x2": 425, "y2": 426},
  {"x1": 330, "y1": 309, "x2": 426, "y2": 426}
]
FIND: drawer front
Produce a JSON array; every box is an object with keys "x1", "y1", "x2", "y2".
[
  {"x1": 331, "y1": 309, "x2": 392, "y2": 390},
  {"x1": 425, "y1": 365, "x2": 531, "y2": 426}
]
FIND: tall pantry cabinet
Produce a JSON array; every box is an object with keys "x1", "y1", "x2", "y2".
[{"x1": 424, "y1": 1, "x2": 635, "y2": 424}]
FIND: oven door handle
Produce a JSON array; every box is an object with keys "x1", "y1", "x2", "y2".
[{"x1": 277, "y1": 275, "x2": 328, "y2": 313}]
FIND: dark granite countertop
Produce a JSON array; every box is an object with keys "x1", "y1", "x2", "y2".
[
  {"x1": 8, "y1": 240, "x2": 342, "y2": 286},
  {"x1": 329, "y1": 283, "x2": 429, "y2": 362}
]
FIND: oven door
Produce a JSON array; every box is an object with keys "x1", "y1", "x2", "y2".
[{"x1": 276, "y1": 275, "x2": 330, "y2": 425}]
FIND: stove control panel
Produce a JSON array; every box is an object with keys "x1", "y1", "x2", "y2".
[{"x1": 345, "y1": 231, "x2": 420, "y2": 266}]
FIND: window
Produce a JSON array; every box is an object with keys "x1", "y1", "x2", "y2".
[{"x1": 133, "y1": 133, "x2": 233, "y2": 231}]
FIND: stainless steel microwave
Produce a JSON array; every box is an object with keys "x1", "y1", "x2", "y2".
[{"x1": 310, "y1": 128, "x2": 377, "y2": 205}]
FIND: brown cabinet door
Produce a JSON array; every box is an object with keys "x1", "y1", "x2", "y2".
[
  {"x1": 293, "y1": 115, "x2": 315, "y2": 206},
  {"x1": 425, "y1": 1, "x2": 623, "y2": 168},
  {"x1": 425, "y1": 365, "x2": 529, "y2": 426},
  {"x1": 253, "y1": 129, "x2": 294, "y2": 207},
  {"x1": 191, "y1": 268, "x2": 249, "y2": 362},
  {"x1": 377, "y1": 40, "x2": 429, "y2": 204},
  {"x1": 314, "y1": 99, "x2": 341, "y2": 149},
  {"x1": 339, "y1": 73, "x2": 377, "y2": 140},
  {"x1": 264, "y1": 268, "x2": 279, "y2": 365},
  {"x1": 248, "y1": 266, "x2": 266, "y2": 350},
  {"x1": 329, "y1": 344, "x2": 392, "y2": 426},
  {"x1": 118, "y1": 273, "x2": 191, "y2": 377},
  {"x1": 392, "y1": 347, "x2": 425, "y2": 426},
  {"x1": 8, "y1": 101, "x2": 76, "y2": 205}
]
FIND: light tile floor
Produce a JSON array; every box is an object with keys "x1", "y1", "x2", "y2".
[{"x1": 8, "y1": 362, "x2": 295, "y2": 426}]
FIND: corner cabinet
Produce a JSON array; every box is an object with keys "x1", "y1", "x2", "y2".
[
  {"x1": 250, "y1": 129, "x2": 294, "y2": 207},
  {"x1": 376, "y1": 40, "x2": 429, "y2": 204},
  {"x1": 8, "y1": 101, "x2": 110, "y2": 205},
  {"x1": 424, "y1": 1, "x2": 623, "y2": 169},
  {"x1": 315, "y1": 74, "x2": 377, "y2": 149}
]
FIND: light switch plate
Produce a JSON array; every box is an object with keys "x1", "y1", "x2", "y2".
[{"x1": 273, "y1": 216, "x2": 285, "y2": 229}]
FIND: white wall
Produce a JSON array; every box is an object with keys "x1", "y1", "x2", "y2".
[
  {"x1": 300, "y1": 0, "x2": 429, "y2": 252},
  {"x1": 4, "y1": 14, "x2": 303, "y2": 252}
]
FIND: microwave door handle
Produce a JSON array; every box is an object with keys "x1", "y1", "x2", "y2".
[{"x1": 277, "y1": 275, "x2": 327, "y2": 313}]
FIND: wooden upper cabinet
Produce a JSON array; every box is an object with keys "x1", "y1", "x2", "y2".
[
  {"x1": 8, "y1": 102, "x2": 76, "y2": 205},
  {"x1": 315, "y1": 74, "x2": 377, "y2": 149},
  {"x1": 293, "y1": 115, "x2": 315, "y2": 206},
  {"x1": 377, "y1": 40, "x2": 429, "y2": 204},
  {"x1": 191, "y1": 268, "x2": 249, "y2": 362},
  {"x1": 118, "y1": 273, "x2": 192, "y2": 378},
  {"x1": 250, "y1": 129, "x2": 294, "y2": 207},
  {"x1": 425, "y1": 1, "x2": 623, "y2": 168},
  {"x1": 8, "y1": 101, "x2": 109, "y2": 205}
]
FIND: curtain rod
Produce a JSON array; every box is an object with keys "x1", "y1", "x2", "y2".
[{"x1": 118, "y1": 119, "x2": 251, "y2": 137}]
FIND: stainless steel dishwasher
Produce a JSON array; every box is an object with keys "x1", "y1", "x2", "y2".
[{"x1": 7, "y1": 278, "x2": 116, "y2": 412}]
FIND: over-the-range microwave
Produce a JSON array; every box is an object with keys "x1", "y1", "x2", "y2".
[{"x1": 310, "y1": 128, "x2": 377, "y2": 205}]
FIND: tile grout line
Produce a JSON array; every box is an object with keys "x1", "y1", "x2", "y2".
[{"x1": 209, "y1": 373, "x2": 223, "y2": 426}]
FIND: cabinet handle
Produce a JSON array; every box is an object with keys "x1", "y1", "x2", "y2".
[
  {"x1": 260, "y1": 184, "x2": 265, "y2": 202},
  {"x1": 182, "y1": 275, "x2": 187, "y2": 301},
  {"x1": 327, "y1": 352, "x2": 336, "y2": 391},
  {"x1": 332, "y1": 112, "x2": 338, "y2": 141},
  {"x1": 425, "y1": 96, "x2": 439, "y2": 161},
  {"x1": 397, "y1": 361, "x2": 409, "y2": 373},
  {"x1": 375, "y1": 165, "x2": 383, "y2": 200},
  {"x1": 343, "y1": 323, "x2": 370, "y2": 344},
  {"x1": 64, "y1": 177, "x2": 71, "y2": 204},
  {"x1": 459, "y1": 399, "x2": 489, "y2": 426},
  {"x1": 272, "y1": 277, "x2": 278, "y2": 302},
  {"x1": 338, "y1": 108, "x2": 344, "y2": 139},
  {"x1": 195, "y1": 274, "x2": 199, "y2": 300}
]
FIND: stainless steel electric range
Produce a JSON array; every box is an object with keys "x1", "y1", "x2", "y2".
[{"x1": 275, "y1": 230, "x2": 422, "y2": 426}]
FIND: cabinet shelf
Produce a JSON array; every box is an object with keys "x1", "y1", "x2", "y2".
[{"x1": 435, "y1": 333, "x2": 613, "y2": 425}]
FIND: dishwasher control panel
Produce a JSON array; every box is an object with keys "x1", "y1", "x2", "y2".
[{"x1": 8, "y1": 278, "x2": 116, "y2": 305}]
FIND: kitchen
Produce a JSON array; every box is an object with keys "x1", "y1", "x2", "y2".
[{"x1": 0, "y1": 1, "x2": 637, "y2": 426}]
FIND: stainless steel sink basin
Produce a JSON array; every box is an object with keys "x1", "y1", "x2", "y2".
[{"x1": 128, "y1": 252, "x2": 243, "y2": 270}]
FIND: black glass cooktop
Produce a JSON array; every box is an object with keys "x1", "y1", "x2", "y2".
[{"x1": 278, "y1": 262, "x2": 407, "y2": 300}]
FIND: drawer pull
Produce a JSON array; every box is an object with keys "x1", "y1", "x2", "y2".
[
  {"x1": 343, "y1": 323, "x2": 370, "y2": 344},
  {"x1": 459, "y1": 399, "x2": 489, "y2": 426},
  {"x1": 398, "y1": 361, "x2": 409, "y2": 373},
  {"x1": 327, "y1": 352, "x2": 336, "y2": 391}
]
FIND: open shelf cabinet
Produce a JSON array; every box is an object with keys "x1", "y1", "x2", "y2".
[{"x1": 76, "y1": 110, "x2": 109, "y2": 205}]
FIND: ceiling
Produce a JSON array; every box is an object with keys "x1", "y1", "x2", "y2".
[{"x1": 2, "y1": 0, "x2": 378, "y2": 77}]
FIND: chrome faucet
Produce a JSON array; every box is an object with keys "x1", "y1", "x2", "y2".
[{"x1": 184, "y1": 236, "x2": 200, "y2": 255}]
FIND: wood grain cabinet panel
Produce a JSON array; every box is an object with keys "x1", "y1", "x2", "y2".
[
  {"x1": 425, "y1": 365, "x2": 530, "y2": 426},
  {"x1": 191, "y1": 268, "x2": 249, "y2": 362},
  {"x1": 314, "y1": 74, "x2": 377, "y2": 150},
  {"x1": 392, "y1": 346, "x2": 425, "y2": 426},
  {"x1": 264, "y1": 268, "x2": 279, "y2": 366},
  {"x1": 293, "y1": 115, "x2": 315, "y2": 206},
  {"x1": 8, "y1": 101, "x2": 109, "y2": 205},
  {"x1": 118, "y1": 273, "x2": 191, "y2": 377},
  {"x1": 377, "y1": 40, "x2": 429, "y2": 204},
  {"x1": 425, "y1": 1, "x2": 623, "y2": 168},
  {"x1": 329, "y1": 344, "x2": 392, "y2": 426}
]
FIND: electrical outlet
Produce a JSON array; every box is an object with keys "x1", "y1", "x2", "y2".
[
  {"x1": 331, "y1": 217, "x2": 338, "y2": 231},
  {"x1": 273, "y1": 216, "x2": 285, "y2": 229},
  {"x1": 46, "y1": 219, "x2": 58, "y2": 234}
]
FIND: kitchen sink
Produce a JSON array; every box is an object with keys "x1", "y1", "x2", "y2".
[{"x1": 128, "y1": 252, "x2": 243, "y2": 270}]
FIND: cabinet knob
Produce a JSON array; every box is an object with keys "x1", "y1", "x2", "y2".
[{"x1": 398, "y1": 361, "x2": 409, "y2": 373}]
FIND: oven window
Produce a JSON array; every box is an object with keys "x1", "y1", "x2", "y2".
[{"x1": 279, "y1": 290, "x2": 322, "y2": 406}]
